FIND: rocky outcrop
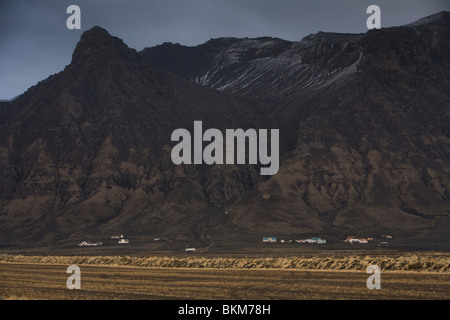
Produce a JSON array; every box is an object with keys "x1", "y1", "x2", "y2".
[
  {"x1": 0, "y1": 27, "x2": 264, "y2": 244},
  {"x1": 0, "y1": 13, "x2": 449, "y2": 246},
  {"x1": 144, "y1": 12, "x2": 450, "y2": 239}
]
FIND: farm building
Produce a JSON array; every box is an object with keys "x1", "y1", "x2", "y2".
[
  {"x1": 262, "y1": 237, "x2": 277, "y2": 243},
  {"x1": 78, "y1": 241, "x2": 103, "y2": 247},
  {"x1": 346, "y1": 238, "x2": 368, "y2": 244},
  {"x1": 345, "y1": 236, "x2": 355, "y2": 242},
  {"x1": 300, "y1": 237, "x2": 327, "y2": 244}
]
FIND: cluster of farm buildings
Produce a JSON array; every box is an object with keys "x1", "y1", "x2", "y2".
[
  {"x1": 344, "y1": 235, "x2": 392, "y2": 246},
  {"x1": 78, "y1": 234, "x2": 129, "y2": 247},
  {"x1": 262, "y1": 234, "x2": 392, "y2": 246},
  {"x1": 262, "y1": 237, "x2": 327, "y2": 244}
]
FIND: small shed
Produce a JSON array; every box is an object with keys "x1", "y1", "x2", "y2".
[{"x1": 262, "y1": 237, "x2": 277, "y2": 243}]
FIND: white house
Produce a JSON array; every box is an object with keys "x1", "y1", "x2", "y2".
[{"x1": 78, "y1": 241, "x2": 102, "y2": 247}]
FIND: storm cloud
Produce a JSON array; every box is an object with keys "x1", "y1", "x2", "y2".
[{"x1": 1, "y1": 0, "x2": 449, "y2": 99}]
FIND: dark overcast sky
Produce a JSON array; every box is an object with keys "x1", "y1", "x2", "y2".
[{"x1": 1, "y1": 0, "x2": 449, "y2": 100}]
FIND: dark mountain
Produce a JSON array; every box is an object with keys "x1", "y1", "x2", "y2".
[
  {"x1": 143, "y1": 12, "x2": 450, "y2": 243},
  {"x1": 0, "y1": 27, "x2": 266, "y2": 246},
  {"x1": 141, "y1": 12, "x2": 450, "y2": 105},
  {"x1": 1, "y1": 12, "x2": 449, "y2": 249},
  {"x1": 141, "y1": 34, "x2": 363, "y2": 103}
]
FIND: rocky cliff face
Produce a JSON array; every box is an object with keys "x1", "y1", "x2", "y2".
[
  {"x1": 0, "y1": 27, "x2": 265, "y2": 245},
  {"x1": 141, "y1": 33, "x2": 364, "y2": 103},
  {"x1": 143, "y1": 12, "x2": 450, "y2": 241},
  {"x1": 0, "y1": 13, "x2": 449, "y2": 247}
]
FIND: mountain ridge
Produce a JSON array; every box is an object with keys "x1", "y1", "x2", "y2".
[{"x1": 0, "y1": 12, "x2": 449, "y2": 249}]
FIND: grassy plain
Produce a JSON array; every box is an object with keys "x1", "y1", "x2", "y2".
[{"x1": 0, "y1": 253, "x2": 449, "y2": 300}]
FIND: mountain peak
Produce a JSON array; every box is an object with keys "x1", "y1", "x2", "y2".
[
  {"x1": 82, "y1": 25, "x2": 110, "y2": 36},
  {"x1": 79, "y1": 26, "x2": 124, "y2": 47},
  {"x1": 71, "y1": 26, "x2": 133, "y2": 65}
]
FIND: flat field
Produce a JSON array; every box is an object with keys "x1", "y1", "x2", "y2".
[{"x1": 0, "y1": 253, "x2": 449, "y2": 300}]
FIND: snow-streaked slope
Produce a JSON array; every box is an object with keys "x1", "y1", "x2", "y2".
[{"x1": 142, "y1": 33, "x2": 365, "y2": 101}]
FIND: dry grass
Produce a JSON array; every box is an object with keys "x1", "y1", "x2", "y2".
[
  {"x1": 1, "y1": 262, "x2": 449, "y2": 300},
  {"x1": 1, "y1": 253, "x2": 449, "y2": 300},
  {"x1": 1, "y1": 252, "x2": 450, "y2": 272}
]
